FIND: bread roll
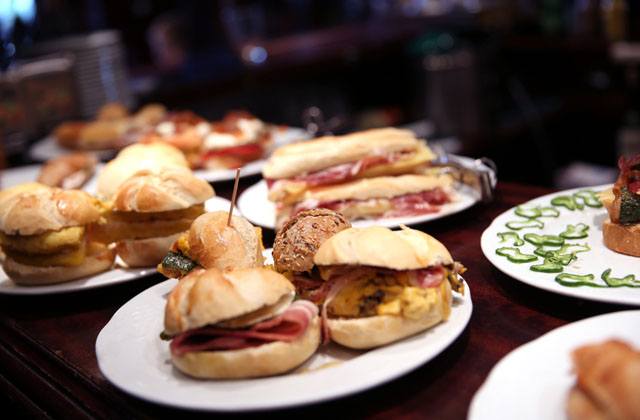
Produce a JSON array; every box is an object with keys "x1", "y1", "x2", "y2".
[
  {"x1": 263, "y1": 128, "x2": 433, "y2": 179},
  {"x1": 603, "y1": 219, "x2": 640, "y2": 257},
  {"x1": 116, "y1": 233, "x2": 182, "y2": 267},
  {"x1": 314, "y1": 226, "x2": 453, "y2": 271},
  {"x1": 111, "y1": 167, "x2": 214, "y2": 213},
  {"x1": 0, "y1": 183, "x2": 101, "y2": 236},
  {"x1": 164, "y1": 268, "x2": 294, "y2": 335},
  {"x1": 185, "y1": 211, "x2": 264, "y2": 271}
]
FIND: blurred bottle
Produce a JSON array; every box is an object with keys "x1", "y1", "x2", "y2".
[
  {"x1": 572, "y1": 0, "x2": 600, "y2": 37},
  {"x1": 618, "y1": 65, "x2": 640, "y2": 158},
  {"x1": 540, "y1": 0, "x2": 565, "y2": 35},
  {"x1": 601, "y1": 0, "x2": 628, "y2": 41}
]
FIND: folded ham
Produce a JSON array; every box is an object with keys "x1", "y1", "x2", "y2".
[{"x1": 170, "y1": 300, "x2": 318, "y2": 356}]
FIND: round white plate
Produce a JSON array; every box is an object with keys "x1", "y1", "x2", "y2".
[
  {"x1": 0, "y1": 256, "x2": 156, "y2": 296},
  {"x1": 481, "y1": 184, "x2": 640, "y2": 306},
  {"x1": 96, "y1": 257, "x2": 472, "y2": 411},
  {"x1": 30, "y1": 136, "x2": 116, "y2": 162},
  {"x1": 239, "y1": 180, "x2": 479, "y2": 230},
  {"x1": 1, "y1": 163, "x2": 104, "y2": 192},
  {"x1": 469, "y1": 310, "x2": 640, "y2": 420}
]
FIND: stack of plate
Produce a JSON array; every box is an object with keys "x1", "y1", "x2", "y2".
[{"x1": 28, "y1": 30, "x2": 132, "y2": 117}]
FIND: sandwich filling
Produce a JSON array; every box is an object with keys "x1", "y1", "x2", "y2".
[
  {"x1": 266, "y1": 147, "x2": 432, "y2": 201},
  {"x1": 167, "y1": 300, "x2": 318, "y2": 356},
  {"x1": 89, "y1": 204, "x2": 205, "y2": 244},
  {"x1": 610, "y1": 155, "x2": 640, "y2": 225},
  {"x1": 317, "y1": 264, "x2": 464, "y2": 341},
  {"x1": 0, "y1": 226, "x2": 104, "y2": 267}
]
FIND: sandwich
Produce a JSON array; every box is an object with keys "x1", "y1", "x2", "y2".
[
  {"x1": 263, "y1": 128, "x2": 435, "y2": 204},
  {"x1": 273, "y1": 209, "x2": 351, "y2": 303},
  {"x1": 313, "y1": 225, "x2": 465, "y2": 349},
  {"x1": 200, "y1": 111, "x2": 274, "y2": 170},
  {"x1": 162, "y1": 267, "x2": 321, "y2": 379},
  {"x1": 96, "y1": 142, "x2": 189, "y2": 200},
  {"x1": 274, "y1": 173, "x2": 455, "y2": 229},
  {"x1": 37, "y1": 152, "x2": 97, "y2": 189},
  {"x1": 53, "y1": 103, "x2": 167, "y2": 151},
  {"x1": 567, "y1": 339, "x2": 640, "y2": 420},
  {"x1": 138, "y1": 111, "x2": 208, "y2": 168},
  {"x1": 601, "y1": 154, "x2": 640, "y2": 257},
  {"x1": 89, "y1": 167, "x2": 214, "y2": 267},
  {"x1": 0, "y1": 183, "x2": 115, "y2": 285},
  {"x1": 158, "y1": 211, "x2": 264, "y2": 278}
]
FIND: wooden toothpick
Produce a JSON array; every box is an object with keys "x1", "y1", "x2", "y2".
[{"x1": 227, "y1": 168, "x2": 241, "y2": 226}]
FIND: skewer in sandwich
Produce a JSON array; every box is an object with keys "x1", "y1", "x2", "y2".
[
  {"x1": 89, "y1": 167, "x2": 214, "y2": 267},
  {"x1": 162, "y1": 267, "x2": 321, "y2": 378},
  {"x1": 158, "y1": 211, "x2": 264, "y2": 278},
  {"x1": 0, "y1": 183, "x2": 114, "y2": 285},
  {"x1": 313, "y1": 225, "x2": 465, "y2": 349}
]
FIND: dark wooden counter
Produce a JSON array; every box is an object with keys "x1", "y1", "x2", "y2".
[{"x1": 0, "y1": 180, "x2": 631, "y2": 419}]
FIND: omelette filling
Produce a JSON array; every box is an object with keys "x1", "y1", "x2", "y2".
[
  {"x1": 0, "y1": 226, "x2": 101, "y2": 267},
  {"x1": 325, "y1": 265, "x2": 465, "y2": 320},
  {"x1": 89, "y1": 204, "x2": 206, "y2": 244}
]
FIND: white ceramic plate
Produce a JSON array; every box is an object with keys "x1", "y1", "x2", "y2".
[
  {"x1": 469, "y1": 310, "x2": 640, "y2": 420},
  {"x1": 481, "y1": 185, "x2": 640, "y2": 306},
  {"x1": 96, "y1": 252, "x2": 472, "y2": 412},
  {"x1": 1, "y1": 163, "x2": 104, "y2": 192},
  {"x1": 239, "y1": 180, "x2": 479, "y2": 230},
  {"x1": 30, "y1": 136, "x2": 116, "y2": 162},
  {"x1": 0, "y1": 256, "x2": 155, "y2": 296},
  {"x1": 0, "y1": 196, "x2": 233, "y2": 295}
]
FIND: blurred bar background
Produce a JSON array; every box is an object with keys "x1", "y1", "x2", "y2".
[{"x1": 1, "y1": 0, "x2": 640, "y2": 187}]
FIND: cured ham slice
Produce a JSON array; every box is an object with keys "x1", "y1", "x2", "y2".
[
  {"x1": 266, "y1": 152, "x2": 412, "y2": 189},
  {"x1": 170, "y1": 300, "x2": 317, "y2": 356}
]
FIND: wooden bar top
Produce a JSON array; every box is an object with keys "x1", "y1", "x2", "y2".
[{"x1": 0, "y1": 180, "x2": 630, "y2": 419}]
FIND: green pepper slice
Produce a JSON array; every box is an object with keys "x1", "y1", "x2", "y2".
[
  {"x1": 530, "y1": 258, "x2": 563, "y2": 273},
  {"x1": 551, "y1": 195, "x2": 579, "y2": 210},
  {"x1": 573, "y1": 190, "x2": 603, "y2": 208},
  {"x1": 497, "y1": 232, "x2": 524, "y2": 247},
  {"x1": 515, "y1": 206, "x2": 542, "y2": 219},
  {"x1": 506, "y1": 219, "x2": 544, "y2": 230},
  {"x1": 539, "y1": 207, "x2": 560, "y2": 217},
  {"x1": 560, "y1": 223, "x2": 589, "y2": 239},
  {"x1": 555, "y1": 273, "x2": 602, "y2": 288},
  {"x1": 601, "y1": 269, "x2": 640, "y2": 288},
  {"x1": 523, "y1": 233, "x2": 564, "y2": 247},
  {"x1": 496, "y1": 247, "x2": 538, "y2": 263},
  {"x1": 557, "y1": 243, "x2": 591, "y2": 255}
]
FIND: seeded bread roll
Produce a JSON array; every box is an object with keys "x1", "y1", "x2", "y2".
[{"x1": 273, "y1": 209, "x2": 350, "y2": 273}]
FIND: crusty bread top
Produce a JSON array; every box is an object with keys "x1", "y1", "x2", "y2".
[
  {"x1": 263, "y1": 128, "x2": 433, "y2": 179},
  {"x1": 111, "y1": 167, "x2": 213, "y2": 212},
  {"x1": 187, "y1": 211, "x2": 263, "y2": 270},
  {"x1": 164, "y1": 268, "x2": 295, "y2": 335},
  {"x1": 96, "y1": 142, "x2": 189, "y2": 199},
  {"x1": 294, "y1": 174, "x2": 453, "y2": 204},
  {"x1": 314, "y1": 225, "x2": 453, "y2": 270},
  {"x1": 0, "y1": 183, "x2": 101, "y2": 235}
]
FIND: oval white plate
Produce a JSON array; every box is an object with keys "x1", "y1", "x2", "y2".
[
  {"x1": 0, "y1": 196, "x2": 233, "y2": 295},
  {"x1": 239, "y1": 179, "x2": 479, "y2": 230},
  {"x1": 0, "y1": 256, "x2": 156, "y2": 296},
  {"x1": 96, "y1": 258, "x2": 472, "y2": 411},
  {"x1": 469, "y1": 310, "x2": 640, "y2": 420},
  {"x1": 481, "y1": 185, "x2": 640, "y2": 306}
]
